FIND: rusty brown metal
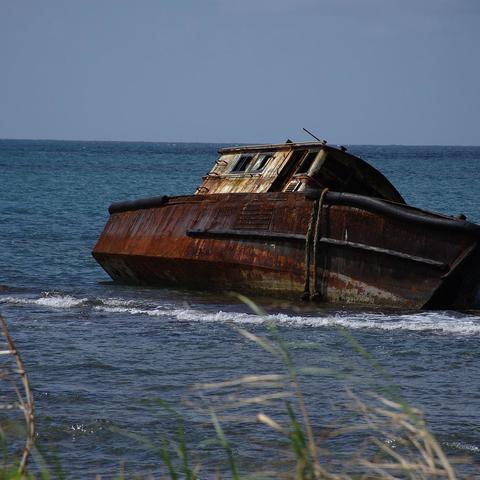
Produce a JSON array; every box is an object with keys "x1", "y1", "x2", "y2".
[{"x1": 92, "y1": 142, "x2": 480, "y2": 309}]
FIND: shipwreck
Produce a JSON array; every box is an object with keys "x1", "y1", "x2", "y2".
[{"x1": 92, "y1": 140, "x2": 480, "y2": 309}]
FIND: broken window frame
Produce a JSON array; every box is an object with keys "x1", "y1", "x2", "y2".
[
  {"x1": 229, "y1": 154, "x2": 256, "y2": 174},
  {"x1": 249, "y1": 153, "x2": 274, "y2": 173},
  {"x1": 295, "y1": 151, "x2": 319, "y2": 176}
]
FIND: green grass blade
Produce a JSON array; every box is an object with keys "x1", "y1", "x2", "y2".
[{"x1": 210, "y1": 409, "x2": 240, "y2": 480}]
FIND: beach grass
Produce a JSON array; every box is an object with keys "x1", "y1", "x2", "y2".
[{"x1": 0, "y1": 302, "x2": 472, "y2": 479}]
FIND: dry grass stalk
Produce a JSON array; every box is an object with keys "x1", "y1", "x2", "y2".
[
  {"x1": 0, "y1": 314, "x2": 35, "y2": 476},
  {"x1": 340, "y1": 392, "x2": 458, "y2": 480},
  {"x1": 190, "y1": 320, "x2": 464, "y2": 480}
]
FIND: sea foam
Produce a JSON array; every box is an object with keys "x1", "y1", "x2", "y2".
[
  {"x1": 1, "y1": 293, "x2": 479, "y2": 336},
  {"x1": 0, "y1": 294, "x2": 89, "y2": 309}
]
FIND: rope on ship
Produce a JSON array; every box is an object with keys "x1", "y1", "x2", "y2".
[
  {"x1": 301, "y1": 199, "x2": 318, "y2": 300},
  {"x1": 302, "y1": 188, "x2": 329, "y2": 301}
]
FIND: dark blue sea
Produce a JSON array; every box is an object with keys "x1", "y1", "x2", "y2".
[{"x1": 1, "y1": 139, "x2": 479, "y2": 478}]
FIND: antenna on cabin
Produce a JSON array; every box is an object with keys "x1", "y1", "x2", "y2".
[{"x1": 302, "y1": 127, "x2": 327, "y2": 144}]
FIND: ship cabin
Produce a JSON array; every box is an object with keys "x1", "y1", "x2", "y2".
[{"x1": 196, "y1": 141, "x2": 404, "y2": 204}]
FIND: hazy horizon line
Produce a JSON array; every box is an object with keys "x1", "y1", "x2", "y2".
[{"x1": 1, "y1": 136, "x2": 480, "y2": 148}]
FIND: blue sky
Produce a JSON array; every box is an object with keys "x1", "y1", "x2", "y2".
[{"x1": 1, "y1": 0, "x2": 479, "y2": 144}]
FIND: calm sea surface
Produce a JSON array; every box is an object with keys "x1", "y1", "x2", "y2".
[{"x1": 0, "y1": 140, "x2": 479, "y2": 477}]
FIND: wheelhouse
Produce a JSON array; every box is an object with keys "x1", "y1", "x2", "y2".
[{"x1": 196, "y1": 141, "x2": 405, "y2": 203}]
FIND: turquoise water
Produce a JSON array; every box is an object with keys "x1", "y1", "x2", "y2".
[{"x1": 0, "y1": 139, "x2": 479, "y2": 477}]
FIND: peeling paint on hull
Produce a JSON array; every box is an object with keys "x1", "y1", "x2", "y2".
[{"x1": 93, "y1": 192, "x2": 480, "y2": 310}]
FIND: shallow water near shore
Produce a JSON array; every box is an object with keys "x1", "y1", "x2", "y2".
[{"x1": 1, "y1": 139, "x2": 479, "y2": 477}]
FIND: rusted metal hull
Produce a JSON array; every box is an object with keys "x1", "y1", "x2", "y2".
[{"x1": 92, "y1": 192, "x2": 480, "y2": 309}]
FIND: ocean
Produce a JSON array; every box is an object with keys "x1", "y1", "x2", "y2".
[{"x1": 0, "y1": 139, "x2": 479, "y2": 478}]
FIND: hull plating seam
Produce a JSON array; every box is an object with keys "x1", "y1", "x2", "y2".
[
  {"x1": 187, "y1": 229, "x2": 305, "y2": 243},
  {"x1": 186, "y1": 229, "x2": 447, "y2": 270},
  {"x1": 320, "y1": 238, "x2": 448, "y2": 270}
]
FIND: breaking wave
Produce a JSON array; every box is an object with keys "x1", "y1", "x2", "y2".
[
  {"x1": 0, "y1": 294, "x2": 89, "y2": 309},
  {"x1": 1, "y1": 293, "x2": 480, "y2": 336},
  {"x1": 444, "y1": 441, "x2": 480, "y2": 453}
]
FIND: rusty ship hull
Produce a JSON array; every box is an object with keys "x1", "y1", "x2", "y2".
[{"x1": 93, "y1": 190, "x2": 480, "y2": 310}]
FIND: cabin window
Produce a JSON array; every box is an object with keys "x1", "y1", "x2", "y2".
[
  {"x1": 231, "y1": 154, "x2": 255, "y2": 173},
  {"x1": 250, "y1": 153, "x2": 273, "y2": 173},
  {"x1": 296, "y1": 151, "x2": 318, "y2": 175}
]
